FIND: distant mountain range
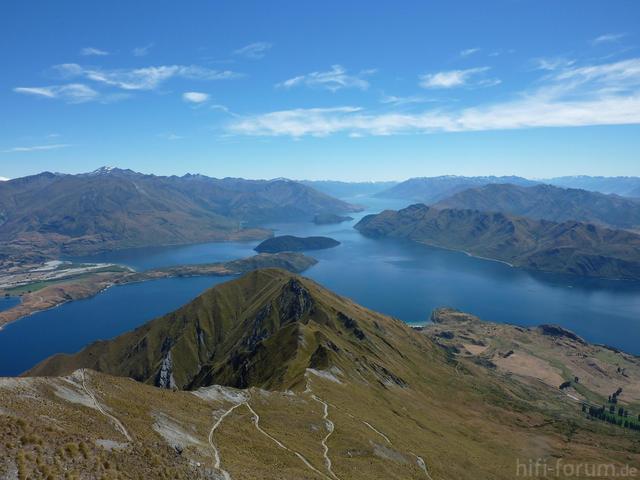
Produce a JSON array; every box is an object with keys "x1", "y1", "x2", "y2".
[
  {"x1": 435, "y1": 183, "x2": 640, "y2": 230},
  {"x1": 0, "y1": 168, "x2": 359, "y2": 261},
  {"x1": 376, "y1": 175, "x2": 640, "y2": 202},
  {"x1": 375, "y1": 175, "x2": 538, "y2": 203},
  {"x1": 355, "y1": 204, "x2": 640, "y2": 280},
  {"x1": 300, "y1": 180, "x2": 398, "y2": 198},
  {"x1": 544, "y1": 176, "x2": 640, "y2": 197}
]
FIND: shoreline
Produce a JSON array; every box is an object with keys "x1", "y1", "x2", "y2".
[
  {"x1": 416, "y1": 241, "x2": 515, "y2": 268},
  {"x1": 0, "y1": 253, "x2": 317, "y2": 330}
]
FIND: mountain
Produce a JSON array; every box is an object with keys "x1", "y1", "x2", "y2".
[
  {"x1": 300, "y1": 180, "x2": 398, "y2": 198},
  {"x1": 28, "y1": 269, "x2": 368, "y2": 390},
  {"x1": 10, "y1": 269, "x2": 640, "y2": 478},
  {"x1": 545, "y1": 175, "x2": 640, "y2": 197},
  {"x1": 254, "y1": 235, "x2": 340, "y2": 253},
  {"x1": 355, "y1": 204, "x2": 640, "y2": 279},
  {"x1": 0, "y1": 168, "x2": 360, "y2": 261},
  {"x1": 435, "y1": 183, "x2": 640, "y2": 230},
  {"x1": 375, "y1": 175, "x2": 538, "y2": 203}
]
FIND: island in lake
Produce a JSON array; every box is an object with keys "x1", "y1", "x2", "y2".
[{"x1": 254, "y1": 235, "x2": 341, "y2": 253}]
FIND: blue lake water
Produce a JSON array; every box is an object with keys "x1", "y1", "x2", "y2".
[
  {"x1": 0, "y1": 276, "x2": 229, "y2": 376},
  {"x1": 0, "y1": 296, "x2": 20, "y2": 312},
  {"x1": 1, "y1": 194, "x2": 640, "y2": 376}
]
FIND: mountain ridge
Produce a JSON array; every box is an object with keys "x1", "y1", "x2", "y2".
[
  {"x1": 375, "y1": 175, "x2": 538, "y2": 203},
  {"x1": 435, "y1": 183, "x2": 640, "y2": 230},
  {"x1": 27, "y1": 268, "x2": 415, "y2": 392},
  {"x1": 355, "y1": 203, "x2": 640, "y2": 279},
  {"x1": 0, "y1": 168, "x2": 360, "y2": 263}
]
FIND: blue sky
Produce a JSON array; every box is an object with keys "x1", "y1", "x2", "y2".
[{"x1": 1, "y1": 0, "x2": 639, "y2": 181}]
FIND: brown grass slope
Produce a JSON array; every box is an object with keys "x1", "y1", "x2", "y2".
[{"x1": 355, "y1": 204, "x2": 640, "y2": 279}]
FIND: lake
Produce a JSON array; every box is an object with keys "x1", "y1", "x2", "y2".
[
  {"x1": 0, "y1": 296, "x2": 19, "y2": 313},
  {"x1": 1, "y1": 194, "x2": 639, "y2": 376}
]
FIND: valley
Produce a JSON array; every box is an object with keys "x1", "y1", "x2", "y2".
[
  {"x1": 2, "y1": 194, "x2": 640, "y2": 377},
  {"x1": 4, "y1": 4, "x2": 640, "y2": 477}
]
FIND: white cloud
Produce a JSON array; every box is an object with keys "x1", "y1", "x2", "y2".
[
  {"x1": 132, "y1": 43, "x2": 154, "y2": 57},
  {"x1": 182, "y1": 91, "x2": 210, "y2": 103},
  {"x1": 554, "y1": 58, "x2": 640, "y2": 89},
  {"x1": 592, "y1": 33, "x2": 627, "y2": 45},
  {"x1": 53, "y1": 63, "x2": 241, "y2": 90},
  {"x1": 230, "y1": 107, "x2": 363, "y2": 137},
  {"x1": 380, "y1": 94, "x2": 430, "y2": 106},
  {"x1": 419, "y1": 67, "x2": 498, "y2": 89},
  {"x1": 532, "y1": 57, "x2": 576, "y2": 71},
  {"x1": 233, "y1": 42, "x2": 273, "y2": 59},
  {"x1": 80, "y1": 47, "x2": 109, "y2": 56},
  {"x1": 460, "y1": 48, "x2": 480, "y2": 57},
  {"x1": 0, "y1": 177, "x2": 9, "y2": 181},
  {"x1": 158, "y1": 133, "x2": 183, "y2": 140},
  {"x1": 3, "y1": 144, "x2": 71, "y2": 153},
  {"x1": 277, "y1": 65, "x2": 372, "y2": 92},
  {"x1": 229, "y1": 58, "x2": 640, "y2": 137},
  {"x1": 13, "y1": 83, "x2": 99, "y2": 103}
]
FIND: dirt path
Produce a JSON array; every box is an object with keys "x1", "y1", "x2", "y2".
[
  {"x1": 410, "y1": 452, "x2": 434, "y2": 480},
  {"x1": 80, "y1": 369, "x2": 132, "y2": 442},
  {"x1": 311, "y1": 394, "x2": 340, "y2": 480},
  {"x1": 363, "y1": 421, "x2": 391, "y2": 444},
  {"x1": 244, "y1": 400, "x2": 331, "y2": 480},
  {"x1": 208, "y1": 403, "x2": 243, "y2": 480},
  {"x1": 338, "y1": 396, "x2": 434, "y2": 480}
]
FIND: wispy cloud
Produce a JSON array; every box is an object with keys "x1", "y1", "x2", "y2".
[
  {"x1": 233, "y1": 42, "x2": 273, "y2": 59},
  {"x1": 419, "y1": 67, "x2": 499, "y2": 89},
  {"x1": 532, "y1": 57, "x2": 576, "y2": 71},
  {"x1": 158, "y1": 133, "x2": 184, "y2": 140},
  {"x1": 380, "y1": 94, "x2": 431, "y2": 106},
  {"x1": 13, "y1": 83, "x2": 99, "y2": 103},
  {"x1": 53, "y1": 63, "x2": 241, "y2": 90},
  {"x1": 80, "y1": 47, "x2": 109, "y2": 56},
  {"x1": 210, "y1": 104, "x2": 239, "y2": 117},
  {"x1": 132, "y1": 43, "x2": 154, "y2": 57},
  {"x1": 230, "y1": 107, "x2": 363, "y2": 137},
  {"x1": 460, "y1": 48, "x2": 480, "y2": 57},
  {"x1": 3, "y1": 144, "x2": 71, "y2": 153},
  {"x1": 228, "y1": 58, "x2": 640, "y2": 137},
  {"x1": 182, "y1": 91, "x2": 210, "y2": 103},
  {"x1": 277, "y1": 65, "x2": 373, "y2": 92},
  {"x1": 592, "y1": 33, "x2": 627, "y2": 45}
]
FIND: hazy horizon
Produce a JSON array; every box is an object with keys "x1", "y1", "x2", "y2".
[{"x1": 3, "y1": 165, "x2": 640, "y2": 184}]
